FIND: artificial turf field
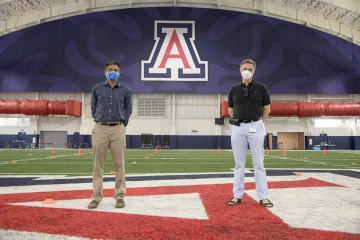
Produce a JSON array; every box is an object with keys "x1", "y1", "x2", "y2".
[
  {"x1": 0, "y1": 148, "x2": 359, "y2": 176},
  {"x1": 1, "y1": 148, "x2": 360, "y2": 239}
]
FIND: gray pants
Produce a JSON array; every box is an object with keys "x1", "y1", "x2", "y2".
[
  {"x1": 91, "y1": 124, "x2": 126, "y2": 202},
  {"x1": 231, "y1": 120, "x2": 269, "y2": 200}
]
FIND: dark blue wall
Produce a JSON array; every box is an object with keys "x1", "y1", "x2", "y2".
[
  {"x1": 0, "y1": 135, "x2": 17, "y2": 148},
  {"x1": 130, "y1": 135, "x2": 141, "y2": 149},
  {"x1": 1, "y1": 7, "x2": 360, "y2": 94},
  {"x1": 175, "y1": 136, "x2": 217, "y2": 149},
  {"x1": 0, "y1": 134, "x2": 359, "y2": 150},
  {"x1": 272, "y1": 136, "x2": 278, "y2": 149},
  {"x1": 355, "y1": 137, "x2": 360, "y2": 150},
  {"x1": 350, "y1": 136, "x2": 360, "y2": 150},
  {"x1": 0, "y1": 134, "x2": 38, "y2": 148},
  {"x1": 97, "y1": 135, "x2": 359, "y2": 150},
  {"x1": 67, "y1": 135, "x2": 73, "y2": 145},
  {"x1": 328, "y1": 136, "x2": 351, "y2": 150},
  {"x1": 305, "y1": 136, "x2": 359, "y2": 150},
  {"x1": 305, "y1": 136, "x2": 320, "y2": 150}
]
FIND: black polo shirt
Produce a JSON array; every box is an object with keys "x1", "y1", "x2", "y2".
[{"x1": 228, "y1": 80, "x2": 271, "y2": 120}]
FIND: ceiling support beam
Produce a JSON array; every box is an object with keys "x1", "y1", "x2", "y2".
[{"x1": 0, "y1": 0, "x2": 359, "y2": 45}]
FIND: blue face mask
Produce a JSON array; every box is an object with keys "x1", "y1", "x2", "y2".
[{"x1": 106, "y1": 71, "x2": 120, "y2": 81}]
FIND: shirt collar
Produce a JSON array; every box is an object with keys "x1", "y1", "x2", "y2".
[
  {"x1": 241, "y1": 79, "x2": 255, "y2": 86},
  {"x1": 104, "y1": 80, "x2": 120, "y2": 87}
]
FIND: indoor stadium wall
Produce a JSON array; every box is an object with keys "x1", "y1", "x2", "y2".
[
  {"x1": 0, "y1": 7, "x2": 359, "y2": 149},
  {"x1": 1, "y1": 92, "x2": 359, "y2": 149}
]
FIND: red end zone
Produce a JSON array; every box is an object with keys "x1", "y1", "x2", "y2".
[{"x1": 0, "y1": 178, "x2": 358, "y2": 239}]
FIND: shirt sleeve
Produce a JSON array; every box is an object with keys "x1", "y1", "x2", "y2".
[
  {"x1": 228, "y1": 86, "x2": 235, "y2": 108},
  {"x1": 124, "y1": 90, "x2": 133, "y2": 127},
  {"x1": 262, "y1": 85, "x2": 271, "y2": 106},
  {"x1": 90, "y1": 86, "x2": 97, "y2": 119}
]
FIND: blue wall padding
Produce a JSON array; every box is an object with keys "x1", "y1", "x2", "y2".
[{"x1": 0, "y1": 134, "x2": 359, "y2": 150}]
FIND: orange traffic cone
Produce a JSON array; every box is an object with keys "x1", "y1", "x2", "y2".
[
  {"x1": 217, "y1": 148, "x2": 221, "y2": 154},
  {"x1": 282, "y1": 149, "x2": 286, "y2": 157},
  {"x1": 78, "y1": 148, "x2": 82, "y2": 156},
  {"x1": 42, "y1": 198, "x2": 56, "y2": 204},
  {"x1": 155, "y1": 147, "x2": 158, "y2": 154},
  {"x1": 70, "y1": 149, "x2": 73, "y2": 153},
  {"x1": 16, "y1": 149, "x2": 19, "y2": 152},
  {"x1": 52, "y1": 147, "x2": 56, "y2": 154},
  {"x1": 323, "y1": 148, "x2": 327, "y2": 155},
  {"x1": 265, "y1": 148, "x2": 269, "y2": 155}
]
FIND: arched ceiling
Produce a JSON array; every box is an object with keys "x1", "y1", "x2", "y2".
[{"x1": 0, "y1": 0, "x2": 359, "y2": 45}]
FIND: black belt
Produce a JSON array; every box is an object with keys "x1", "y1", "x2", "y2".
[
  {"x1": 96, "y1": 122, "x2": 124, "y2": 126},
  {"x1": 238, "y1": 119, "x2": 260, "y2": 123}
]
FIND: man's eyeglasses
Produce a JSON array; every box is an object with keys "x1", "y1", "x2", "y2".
[{"x1": 244, "y1": 87, "x2": 248, "y2": 97}]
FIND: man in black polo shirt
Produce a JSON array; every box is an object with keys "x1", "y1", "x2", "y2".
[
  {"x1": 88, "y1": 61, "x2": 132, "y2": 209},
  {"x1": 227, "y1": 59, "x2": 273, "y2": 208}
]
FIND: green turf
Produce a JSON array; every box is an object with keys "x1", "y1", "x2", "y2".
[{"x1": 0, "y1": 149, "x2": 359, "y2": 176}]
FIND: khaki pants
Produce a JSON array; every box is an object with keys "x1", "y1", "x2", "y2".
[{"x1": 91, "y1": 124, "x2": 126, "y2": 202}]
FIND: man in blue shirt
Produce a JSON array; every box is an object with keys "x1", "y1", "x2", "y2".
[{"x1": 88, "y1": 61, "x2": 132, "y2": 209}]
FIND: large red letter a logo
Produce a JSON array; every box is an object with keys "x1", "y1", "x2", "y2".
[{"x1": 158, "y1": 30, "x2": 191, "y2": 69}]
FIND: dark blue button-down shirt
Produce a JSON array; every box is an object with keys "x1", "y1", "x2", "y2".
[{"x1": 91, "y1": 81, "x2": 132, "y2": 126}]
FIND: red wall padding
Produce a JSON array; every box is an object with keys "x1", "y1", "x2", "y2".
[
  {"x1": 220, "y1": 101, "x2": 360, "y2": 117},
  {"x1": 21, "y1": 99, "x2": 49, "y2": 116},
  {"x1": 324, "y1": 102, "x2": 360, "y2": 116},
  {"x1": 298, "y1": 101, "x2": 324, "y2": 117},
  {"x1": 269, "y1": 102, "x2": 299, "y2": 116},
  {"x1": 0, "y1": 100, "x2": 22, "y2": 114},
  {"x1": 48, "y1": 100, "x2": 66, "y2": 115},
  {"x1": 220, "y1": 101, "x2": 229, "y2": 117},
  {"x1": 0, "y1": 100, "x2": 81, "y2": 116},
  {"x1": 65, "y1": 100, "x2": 82, "y2": 117}
]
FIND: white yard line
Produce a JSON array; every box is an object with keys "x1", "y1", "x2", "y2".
[
  {"x1": 265, "y1": 155, "x2": 328, "y2": 165},
  {"x1": 0, "y1": 153, "x2": 92, "y2": 164}
]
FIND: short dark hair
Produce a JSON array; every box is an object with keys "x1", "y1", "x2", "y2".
[
  {"x1": 104, "y1": 61, "x2": 120, "y2": 71},
  {"x1": 240, "y1": 59, "x2": 256, "y2": 68}
]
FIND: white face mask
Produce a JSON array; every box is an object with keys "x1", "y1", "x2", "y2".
[{"x1": 241, "y1": 70, "x2": 252, "y2": 80}]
